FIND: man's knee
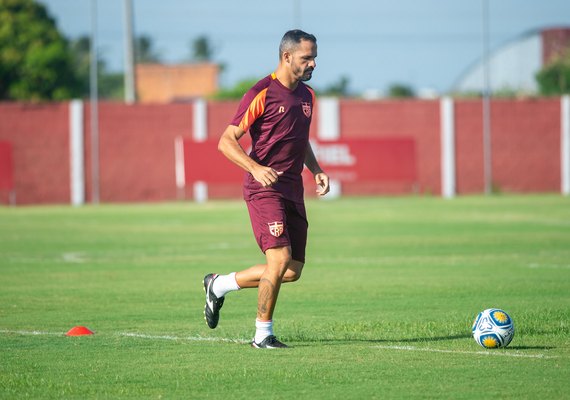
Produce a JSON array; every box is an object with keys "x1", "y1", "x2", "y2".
[
  {"x1": 266, "y1": 247, "x2": 293, "y2": 275},
  {"x1": 283, "y1": 261, "x2": 304, "y2": 282}
]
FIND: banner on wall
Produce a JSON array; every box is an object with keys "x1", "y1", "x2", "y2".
[{"x1": 181, "y1": 137, "x2": 417, "y2": 187}]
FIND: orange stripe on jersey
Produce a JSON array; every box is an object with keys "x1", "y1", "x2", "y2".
[{"x1": 238, "y1": 88, "x2": 267, "y2": 132}]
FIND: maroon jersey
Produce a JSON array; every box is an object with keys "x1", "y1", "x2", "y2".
[{"x1": 231, "y1": 73, "x2": 315, "y2": 203}]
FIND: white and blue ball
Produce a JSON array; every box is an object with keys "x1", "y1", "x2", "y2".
[{"x1": 472, "y1": 308, "x2": 515, "y2": 349}]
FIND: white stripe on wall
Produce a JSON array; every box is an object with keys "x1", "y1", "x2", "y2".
[
  {"x1": 440, "y1": 97, "x2": 456, "y2": 198},
  {"x1": 562, "y1": 95, "x2": 570, "y2": 196},
  {"x1": 317, "y1": 97, "x2": 340, "y2": 141},
  {"x1": 193, "y1": 98, "x2": 208, "y2": 142},
  {"x1": 69, "y1": 100, "x2": 85, "y2": 206},
  {"x1": 193, "y1": 181, "x2": 208, "y2": 203},
  {"x1": 174, "y1": 136, "x2": 186, "y2": 200},
  {"x1": 192, "y1": 99, "x2": 208, "y2": 200},
  {"x1": 317, "y1": 97, "x2": 341, "y2": 198}
]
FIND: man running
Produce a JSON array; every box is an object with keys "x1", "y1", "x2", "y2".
[{"x1": 204, "y1": 29, "x2": 329, "y2": 349}]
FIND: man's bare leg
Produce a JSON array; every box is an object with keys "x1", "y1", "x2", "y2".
[
  {"x1": 250, "y1": 246, "x2": 299, "y2": 348},
  {"x1": 256, "y1": 246, "x2": 291, "y2": 320},
  {"x1": 205, "y1": 247, "x2": 304, "y2": 341},
  {"x1": 236, "y1": 257, "x2": 303, "y2": 289}
]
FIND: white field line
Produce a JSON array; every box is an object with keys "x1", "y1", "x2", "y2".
[
  {"x1": 118, "y1": 332, "x2": 249, "y2": 344},
  {"x1": 372, "y1": 345, "x2": 558, "y2": 359},
  {"x1": 0, "y1": 329, "x2": 65, "y2": 336},
  {"x1": 61, "y1": 252, "x2": 87, "y2": 263},
  {"x1": 0, "y1": 329, "x2": 248, "y2": 344},
  {"x1": 527, "y1": 263, "x2": 570, "y2": 270},
  {"x1": 0, "y1": 329, "x2": 558, "y2": 358}
]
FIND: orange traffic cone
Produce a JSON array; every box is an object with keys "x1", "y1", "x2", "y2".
[{"x1": 66, "y1": 326, "x2": 94, "y2": 336}]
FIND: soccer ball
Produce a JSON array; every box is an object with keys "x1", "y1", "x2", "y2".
[{"x1": 472, "y1": 308, "x2": 515, "y2": 349}]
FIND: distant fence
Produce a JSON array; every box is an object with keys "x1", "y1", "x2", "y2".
[{"x1": 0, "y1": 96, "x2": 569, "y2": 205}]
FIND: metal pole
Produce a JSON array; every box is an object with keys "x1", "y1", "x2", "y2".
[
  {"x1": 90, "y1": 0, "x2": 100, "y2": 204},
  {"x1": 482, "y1": 0, "x2": 492, "y2": 195},
  {"x1": 123, "y1": 0, "x2": 136, "y2": 104},
  {"x1": 293, "y1": 0, "x2": 301, "y2": 28}
]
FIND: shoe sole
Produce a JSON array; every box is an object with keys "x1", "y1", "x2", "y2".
[
  {"x1": 251, "y1": 339, "x2": 289, "y2": 349},
  {"x1": 251, "y1": 343, "x2": 289, "y2": 349},
  {"x1": 203, "y1": 278, "x2": 207, "y2": 323}
]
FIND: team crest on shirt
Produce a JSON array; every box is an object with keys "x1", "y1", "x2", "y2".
[
  {"x1": 268, "y1": 221, "x2": 284, "y2": 237},
  {"x1": 301, "y1": 102, "x2": 312, "y2": 118}
]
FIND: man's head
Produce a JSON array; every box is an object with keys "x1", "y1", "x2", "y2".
[{"x1": 279, "y1": 29, "x2": 317, "y2": 82}]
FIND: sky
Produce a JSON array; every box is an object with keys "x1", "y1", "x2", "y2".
[{"x1": 37, "y1": 0, "x2": 570, "y2": 96}]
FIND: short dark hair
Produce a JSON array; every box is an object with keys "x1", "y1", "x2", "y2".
[{"x1": 279, "y1": 29, "x2": 317, "y2": 58}]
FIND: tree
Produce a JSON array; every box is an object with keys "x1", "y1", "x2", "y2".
[
  {"x1": 69, "y1": 36, "x2": 90, "y2": 96},
  {"x1": 135, "y1": 35, "x2": 161, "y2": 63},
  {"x1": 320, "y1": 75, "x2": 350, "y2": 97},
  {"x1": 0, "y1": 0, "x2": 80, "y2": 100},
  {"x1": 212, "y1": 78, "x2": 259, "y2": 100},
  {"x1": 387, "y1": 83, "x2": 415, "y2": 98},
  {"x1": 69, "y1": 35, "x2": 124, "y2": 100},
  {"x1": 189, "y1": 35, "x2": 215, "y2": 62},
  {"x1": 536, "y1": 50, "x2": 570, "y2": 96}
]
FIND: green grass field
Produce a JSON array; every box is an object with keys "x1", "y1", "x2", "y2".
[{"x1": 1, "y1": 195, "x2": 569, "y2": 399}]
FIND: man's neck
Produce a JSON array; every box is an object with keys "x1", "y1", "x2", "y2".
[{"x1": 274, "y1": 68, "x2": 299, "y2": 91}]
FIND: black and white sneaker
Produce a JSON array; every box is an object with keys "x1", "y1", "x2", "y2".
[
  {"x1": 251, "y1": 335, "x2": 289, "y2": 349},
  {"x1": 203, "y1": 273, "x2": 224, "y2": 329}
]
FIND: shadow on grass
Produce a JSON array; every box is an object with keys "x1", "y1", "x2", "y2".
[
  {"x1": 290, "y1": 333, "x2": 472, "y2": 346},
  {"x1": 291, "y1": 337, "x2": 558, "y2": 351},
  {"x1": 371, "y1": 334, "x2": 471, "y2": 343},
  {"x1": 506, "y1": 345, "x2": 556, "y2": 350}
]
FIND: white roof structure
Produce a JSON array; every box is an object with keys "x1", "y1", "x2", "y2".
[{"x1": 452, "y1": 27, "x2": 570, "y2": 94}]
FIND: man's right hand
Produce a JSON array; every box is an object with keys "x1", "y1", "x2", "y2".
[{"x1": 251, "y1": 166, "x2": 283, "y2": 188}]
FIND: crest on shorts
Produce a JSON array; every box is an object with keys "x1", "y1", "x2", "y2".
[
  {"x1": 268, "y1": 221, "x2": 284, "y2": 237},
  {"x1": 301, "y1": 102, "x2": 312, "y2": 118}
]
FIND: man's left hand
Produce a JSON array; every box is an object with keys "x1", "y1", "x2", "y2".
[{"x1": 315, "y1": 172, "x2": 330, "y2": 196}]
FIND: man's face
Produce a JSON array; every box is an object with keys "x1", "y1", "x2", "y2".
[{"x1": 287, "y1": 40, "x2": 317, "y2": 82}]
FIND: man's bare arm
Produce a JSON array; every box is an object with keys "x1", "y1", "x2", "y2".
[
  {"x1": 218, "y1": 125, "x2": 282, "y2": 188},
  {"x1": 304, "y1": 142, "x2": 330, "y2": 196}
]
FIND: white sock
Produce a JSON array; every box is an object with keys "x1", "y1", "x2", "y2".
[
  {"x1": 212, "y1": 272, "x2": 240, "y2": 298},
  {"x1": 254, "y1": 319, "x2": 274, "y2": 344}
]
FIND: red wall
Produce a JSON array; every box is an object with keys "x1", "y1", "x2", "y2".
[
  {"x1": 204, "y1": 101, "x2": 243, "y2": 198},
  {"x1": 491, "y1": 99, "x2": 560, "y2": 192},
  {"x1": 455, "y1": 99, "x2": 560, "y2": 193},
  {"x1": 340, "y1": 99, "x2": 440, "y2": 195},
  {"x1": 0, "y1": 103, "x2": 69, "y2": 204},
  {"x1": 84, "y1": 102, "x2": 193, "y2": 203},
  {"x1": 0, "y1": 98, "x2": 564, "y2": 205}
]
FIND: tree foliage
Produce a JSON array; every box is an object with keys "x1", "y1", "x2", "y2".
[
  {"x1": 536, "y1": 50, "x2": 570, "y2": 96},
  {"x1": 387, "y1": 83, "x2": 415, "y2": 98},
  {"x1": 190, "y1": 35, "x2": 215, "y2": 62},
  {"x1": 212, "y1": 78, "x2": 259, "y2": 100},
  {"x1": 319, "y1": 75, "x2": 350, "y2": 97},
  {"x1": 0, "y1": 0, "x2": 80, "y2": 100},
  {"x1": 69, "y1": 35, "x2": 124, "y2": 100},
  {"x1": 135, "y1": 35, "x2": 161, "y2": 63}
]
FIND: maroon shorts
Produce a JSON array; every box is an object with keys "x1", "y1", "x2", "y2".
[{"x1": 245, "y1": 194, "x2": 308, "y2": 263}]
